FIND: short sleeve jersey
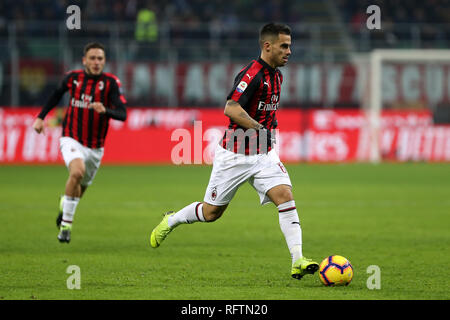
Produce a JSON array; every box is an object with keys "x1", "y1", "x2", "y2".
[{"x1": 222, "y1": 57, "x2": 283, "y2": 154}]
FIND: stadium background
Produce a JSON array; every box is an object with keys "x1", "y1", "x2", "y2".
[
  {"x1": 0, "y1": 0, "x2": 449, "y2": 164},
  {"x1": 0, "y1": 0, "x2": 449, "y2": 302}
]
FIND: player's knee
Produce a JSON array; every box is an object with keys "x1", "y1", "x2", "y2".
[
  {"x1": 279, "y1": 188, "x2": 294, "y2": 203},
  {"x1": 268, "y1": 185, "x2": 294, "y2": 205},
  {"x1": 68, "y1": 159, "x2": 85, "y2": 182},
  {"x1": 70, "y1": 168, "x2": 85, "y2": 181}
]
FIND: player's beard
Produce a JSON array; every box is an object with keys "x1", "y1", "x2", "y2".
[
  {"x1": 86, "y1": 66, "x2": 103, "y2": 76},
  {"x1": 272, "y1": 52, "x2": 288, "y2": 68},
  {"x1": 278, "y1": 54, "x2": 289, "y2": 67}
]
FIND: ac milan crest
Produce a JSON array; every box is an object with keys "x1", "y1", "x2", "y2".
[{"x1": 211, "y1": 187, "x2": 217, "y2": 201}]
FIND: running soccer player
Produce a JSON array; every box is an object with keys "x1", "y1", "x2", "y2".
[
  {"x1": 150, "y1": 23, "x2": 319, "y2": 280},
  {"x1": 32, "y1": 42, "x2": 127, "y2": 243}
]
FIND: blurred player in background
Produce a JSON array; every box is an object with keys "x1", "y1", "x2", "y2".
[
  {"x1": 150, "y1": 23, "x2": 319, "y2": 280},
  {"x1": 32, "y1": 42, "x2": 127, "y2": 243}
]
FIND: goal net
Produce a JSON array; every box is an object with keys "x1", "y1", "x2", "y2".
[{"x1": 357, "y1": 49, "x2": 450, "y2": 162}]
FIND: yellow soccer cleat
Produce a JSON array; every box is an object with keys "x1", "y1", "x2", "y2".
[
  {"x1": 150, "y1": 211, "x2": 175, "y2": 248},
  {"x1": 291, "y1": 256, "x2": 319, "y2": 280},
  {"x1": 58, "y1": 224, "x2": 72, "y2": 243}
]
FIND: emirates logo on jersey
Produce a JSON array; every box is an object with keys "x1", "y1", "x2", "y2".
[
  {"x1": 258, "y1": 94, "x2": 279, "y2": 111},
  {"x1": 71, "y1": 93, "x2": 93, "y2": 109}
]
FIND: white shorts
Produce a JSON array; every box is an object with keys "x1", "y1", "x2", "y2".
[
  {"x1": 204, "y1": 144, "x2": 292, "y2": 206},
  {"x1": 59, "y1": 137, "x2": 104, "y2": 187}
]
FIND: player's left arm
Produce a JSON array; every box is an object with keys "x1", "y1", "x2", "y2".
[{"x1": 90, "y1": 78, "x2": 127, "y2": 121}]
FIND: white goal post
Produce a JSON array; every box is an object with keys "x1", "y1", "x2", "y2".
[{"x1": 365, "y1": 49, "x2": 450, "y2": 163}]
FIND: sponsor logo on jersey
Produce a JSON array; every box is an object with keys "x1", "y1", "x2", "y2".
[
  {"x1": 258, "y1": 94, "x2": 279, "y2": 111},
  {"x1": 71, "y1": 93, "x2": 93, "y2": 109}
]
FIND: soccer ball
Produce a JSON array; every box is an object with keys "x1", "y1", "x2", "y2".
[{"x1": 318, "y1": 255, "x2": 353, "y2": 286}]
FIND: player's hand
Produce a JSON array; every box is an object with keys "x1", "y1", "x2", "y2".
[
  {"x1": 89, "y1": 102, "x2": 106, "y2": 114},
  {"x1": 32, "y1": 118, "x2": 45, "y2": 135}
]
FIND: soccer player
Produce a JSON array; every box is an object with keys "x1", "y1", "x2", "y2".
[
  {"x1": 32, "y1": 42, "x2": 127, "y2": 243},
  {"x1": 150, "y1": 23, "x2": 319, "y2": 280}
]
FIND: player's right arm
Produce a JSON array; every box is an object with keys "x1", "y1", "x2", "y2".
[
  {"x1": 224, "y1": 100, "x2": 263, "y2": 130},
  {"x1": 33, "y1": 73, "x2": 70, "y2": 134},
  {"x1": 32, "y1": 118, "x2": 46, "y2": 134},
  {"x1": 225, "y1": 63, "x2": 263, "y2": 130}
]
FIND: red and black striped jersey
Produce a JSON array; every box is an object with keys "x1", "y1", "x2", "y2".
[
  {"x1": 38, "y1": 70, "x2": 127, "y2": 149},
  {"x1": 222, "y1": 57, "x2": 283, "y2": 154}
]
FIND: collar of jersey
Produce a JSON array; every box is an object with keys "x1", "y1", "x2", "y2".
[{"x1": 257, "y1": 57, "x2": 277, "y2": 74}]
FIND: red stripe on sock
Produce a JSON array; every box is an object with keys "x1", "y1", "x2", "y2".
[
  {"x1": 278, "y1": 206, "x2": 296, "y2": 213},
  {"x1": 195, "y1": 202, "x2": 202, "y2": 221}
]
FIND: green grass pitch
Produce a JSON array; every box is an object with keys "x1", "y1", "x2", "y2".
[{"x1": 0, "y1": 163, "x2": 449, "y2": 300}]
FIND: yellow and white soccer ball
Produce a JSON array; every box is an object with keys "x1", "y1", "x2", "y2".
[{"x1": 318, "y1": 255, "x2": 354, "y2": 286}]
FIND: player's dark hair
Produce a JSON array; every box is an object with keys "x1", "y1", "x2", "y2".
[
  {"x1": 259, "y1": 23, "x2": 291, "y2": 47},
  {"x1": 83, "y1": 42, "x2": 106, "y2": 56}
]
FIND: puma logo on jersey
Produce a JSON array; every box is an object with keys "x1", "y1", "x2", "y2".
[
  {"x1": 263, "y1": 81, "x2": 270, "y2": 87},
  {"x1": 246, "y1": 74, "x2": 252, "y2": 80}
]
